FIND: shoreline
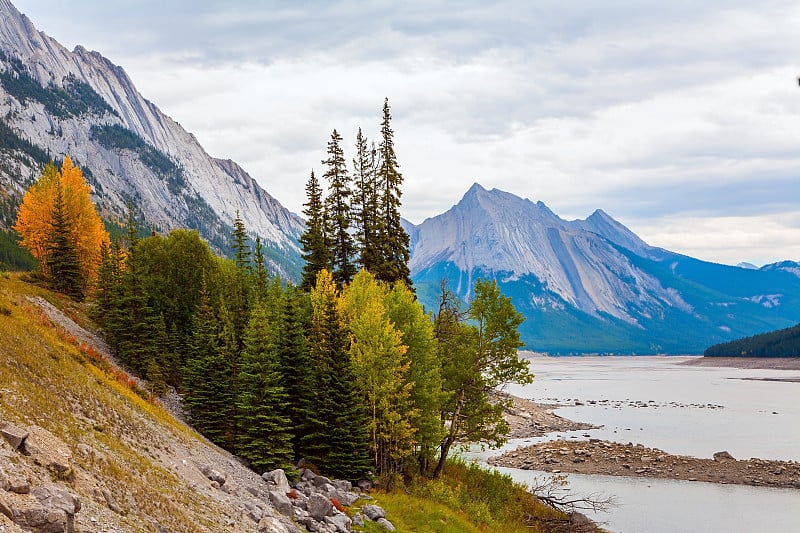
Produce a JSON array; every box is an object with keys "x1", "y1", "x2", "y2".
[
  {"x1": 680, "y1": 356, "x2": 800, "y2": 370},
  {"x1": 497, "y1": 393, "x2": 800, "y2": 489},
  {"x1": 488, "y1": 440, "x2": 800, "y2": 489}
]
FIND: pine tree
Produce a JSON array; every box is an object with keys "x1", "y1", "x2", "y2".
[
  {"x1": 232, "y1": 210, "x2": 251, "y2": 271},
  {"x1": 278, "y1": 285, "x2": 312, "y2": 458},
  {"x1": 374, "y1": 98, "x2": 412, "y2": 286},
  {"x1": 322, "y1": 130, "x2": 357, "y2": 286},
  {"x1": 235, "y1": 303, "x2": 294, "y2": 472},
  {"x1": 183, "y1": 283, "x2": 232, "y2": 447},
  {"x1": 252, "y1": 237, "x2": 269, "y2": 302},
  {"x1": 352, "y1": 128, "x2": 381, "y2": 273},
  {"x1": 299, "y1": 270, "x2": 371, "y2": 480},
  {"x1": 46, "y1": 182, "x2": 84, "y2": 299},
  {"x1": 299, "y1": 170, "x2": 330, "y2": 291}
]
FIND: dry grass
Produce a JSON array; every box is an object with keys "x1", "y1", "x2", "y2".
[{"x1": 0, "y1": 274, "x2": 241, "y2": 532}]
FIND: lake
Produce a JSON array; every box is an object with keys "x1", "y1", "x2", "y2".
[{"x1": 467, "y1": 356, "x2": 800, "y2": 533}]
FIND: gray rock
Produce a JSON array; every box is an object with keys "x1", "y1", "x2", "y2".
[
  {"x1": 0, "y1": 422, "x2": 28, "y2": 451},
  {"x1": 269, "y1": 490, "x2": 294, "y2": 517},
  {"x1": 301, "y1": 469, "x2": 317, "y2": 482},
  {"x1": 356, "y1": 479, "x2": 373, "y2": 491},
  {"x1": 325, "y1": 513, "x2": 352, "y2": 533},
  {"x1": 258, "y1": 515, "x2": 301, "y2": 533},
  {"x1": 713, "y1": 451, "x2": 735, "y2": 461},
  {"x1": 307, "y1": 493, "x2": 333, "y2": 521},
  {"x1": 12, "y1": 485, "x2": 81, "y2": 533},
  {"x1": 200, "y1": 464, "x2": 226, "y2": 485},
  {"x1": 9, "y1": 478, "x2": 30, "y2": 494},
  {"x1": 243, "y1": 500, "x2": 264, "y2": 522},
  {"x1": 376, "y1": 517, "x2": 396, "y2": 531},
  {"x1": 313, "y1": 475, "x2": 332, "y2": 488},
  {"x1": 333, "y1": 490, "x2": 359, "y2": 507},
  {"x1": 352, "y1": 512, "x2": 364, "y2": 527},
  {"x1": 0, "y1": 493, "x2": 12, "y2": 519},
  {"x1": 263, "y1": 469, "x2": 291, "y2": 493},
  {"x1": 332, "y1": 479, "x2": 352, "y2": 492},
  {"x1": 362, "y1": 503, "x2": 386, "y2": 521}
]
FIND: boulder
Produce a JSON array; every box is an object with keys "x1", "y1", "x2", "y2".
[
  {"x1": 0, "y1": 422, "x2": 28, "y2": 451},
  {"x1": 713, "y1": 451, "x2": 735, "y2": 461},
  {"x1": 376, "y1": 517, "x2": 396, "y2": 531},
  {"x1": 362, "y1": 503, "x2": 386, "y2": 521},
  {"x1": 258, "y1": 515, "x2": 301, "y2": 533},
  {"x1": 312, "y1": 475, "x2": 332, "y2": 488},
  {"x1": 352, "y1": 512, "x2": 364, "y2": 527},
  {"x1": 332, "y1": 479, "x2": 351, "y2": 492},
  {"x1": 200, "y1": 464, "x2": 226, "y2": 486},
  {"x1": 263, "y1": 469, "x2": 291, "y2": 493},
  {"x1": 11, "y1": 485, "x2": 81, "y2": 533},
  {"x1": 269, "y1": 490, "x2": 294, "y2": 517},
  {"x1": 23, "y1": 427, "x2": 73, "y2": 480},
  {"x1": 325, "y1": 513, "x2": 352, "y2": 533},
  {"x1": 307, "y1": 493, "x2": 333, "y2": 521}
]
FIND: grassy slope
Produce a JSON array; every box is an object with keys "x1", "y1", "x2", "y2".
[
  {"x1": 0, "y1": 274, "x2": 248, "y2": 532},
  {"x1": 0, "y1": 274, "x2": 597, "y2": 533}
]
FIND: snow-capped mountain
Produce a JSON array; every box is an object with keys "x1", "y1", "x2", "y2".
[
  {"x1": 409, "y1": 184, "x2": 800, "y2": 353},
  {"x1": 0, "y1": 0, "x2": 304, "y2": 277}
]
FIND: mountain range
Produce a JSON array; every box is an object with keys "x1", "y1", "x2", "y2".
[
  {"x1": 0, "y1": 0, "x2": 304, "y2": 278},
  {"x1": 407, "y1": 184, "x2": 800, "y2": 353},
  {"x1": 1, "y1": 0, "x2": 798, "y2": 353}
]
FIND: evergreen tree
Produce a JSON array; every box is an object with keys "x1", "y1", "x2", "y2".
[
  {"x1": 115, "y1": 207, "x2": 160, "y2": 374},
  {"x1": 278, "y1": 285, "x2": 312, "y2": 457},
  {"x1": 235, "y1": 303, "x2": 294, "y2": 472},
  {"x1": 299, "y1": 270, "x2": 371, "y2": 480},
  {"x1": 46, "y1": 182, "x2": 83, "y2": 299},
  {"x1": 228, "y1": 213, "x2": 251, "y2": 351},
  {"x1": 322, "y1": 130, "x2": 357, "y2": 286},
  {"x1": 352, "y1": 128, "x2": 381, "y2": 273},
  {"x1": 232, "y1": 210, "x2": 251, "y2": 271},
  {"x1": 252, "y1": 237, "x2": 269, "y2": 302},
  {"x1": 183, "y1": 284, "x2": 232, "y2": 446},
  {"x1": 299, "y1": 170, "x2": 330, "y2": 291},
  {"x1": 374, "y1": 98, "x2": 412, "y2": 286}
]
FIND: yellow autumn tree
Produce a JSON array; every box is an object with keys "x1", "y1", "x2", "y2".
[{"x1": 14, "y1": 156, "x2": 110, "y2": 288}]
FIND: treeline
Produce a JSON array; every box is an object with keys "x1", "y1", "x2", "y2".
[
  {"x1": 300, "y1": 98, "x2": 412, "y2": 290},
  {"x1": 704, "y1": 323, "x2": 800, "y2": 357},
  {"x1": 93, "y1": 213, "x2": 532, "y2": 484}
]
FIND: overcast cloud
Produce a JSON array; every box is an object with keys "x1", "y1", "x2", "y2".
[{"x1": 12, "y1": 0, "x2": 800, "y2": 266}]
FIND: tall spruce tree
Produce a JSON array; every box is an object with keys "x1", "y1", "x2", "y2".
[
  {"x1": 374, "y1": 98, "x2": 412, "y2": 286},
  {"x1": 183, "y1": 283, "x2": 232, "y2": 447},
  {"x1": 322, "y1": 130, "x2": 357, "y2": 286},
  {"x1": 278, "y1": 285, "x2": 312, "y2": 458},
  {"x1": 46, "y1": 182, "x2": 84, "y2": 299},
  {"x1": 235, "y1": 303, "x2": 294, "y2": 472},
  {"x1": 299, "y1": 170, "x2": 330, "y2": 291},
  {"x1": 352, "y1": 128, "x2": 381, "y2": 273},
  {"x1": 299, "y1": 270, "x2": 371, "y2": 480}
]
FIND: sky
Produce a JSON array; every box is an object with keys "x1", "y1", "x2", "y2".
[{"x1": 12, "y1": 0, "x2": 800, "y2": 266}]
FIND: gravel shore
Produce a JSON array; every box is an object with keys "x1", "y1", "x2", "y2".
[{"x1": 489, "y1": 440, "x2": 800, "y2": 489}]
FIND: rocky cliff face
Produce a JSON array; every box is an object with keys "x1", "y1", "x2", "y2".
[{"x1": 0, "y1": 0, "x2": 304, "y2": 277}]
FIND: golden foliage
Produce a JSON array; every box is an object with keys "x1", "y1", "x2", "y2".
[{"x1": 13, "y1": 156, "x2": 110, "y2": 283}]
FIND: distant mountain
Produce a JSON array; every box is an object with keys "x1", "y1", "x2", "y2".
[
  {"x1": 705, "y1": 323, "x2": 800, "y2": 357},
  {"x1": 408, "y1": 184, "x2": 800, "y2": 354},
  {"x1": 0, "y1": 0, "x2": 304, "y2": 278}
]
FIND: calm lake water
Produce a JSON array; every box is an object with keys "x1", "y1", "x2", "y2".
[{"x1": 466, "y1": 356, "x2": 800, "y2": 533}]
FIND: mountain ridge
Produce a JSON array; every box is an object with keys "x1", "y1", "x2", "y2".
[
  {"x1": 407, "y1": 185, "x2": 800, "y2": 353},
  {"x1": 0, "y1": 0, "x2": 304, "y2": 277}
]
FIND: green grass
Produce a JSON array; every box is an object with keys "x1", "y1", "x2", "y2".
[{"x1": 357, "y1": 458, "x2": 577, "y2": 533}]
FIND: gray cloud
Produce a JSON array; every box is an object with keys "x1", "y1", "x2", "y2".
[{"x1": 12, "y1": 0, "x2": 800, "y2": 265}]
